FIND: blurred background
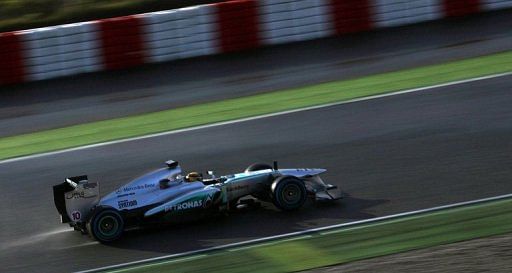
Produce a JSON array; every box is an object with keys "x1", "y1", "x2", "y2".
[{"x1": 0, "y1": 0, "x2": 220, "y2": 31}]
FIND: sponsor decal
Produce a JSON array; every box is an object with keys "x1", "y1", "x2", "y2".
[
  {"x1": 116, "y1": 192, "x2": 135, "y2": 198},
  {"x1": 116, "y1": 183, "x2": 155, "y2": 194},
  {"x1": 227, "y1": 184, "x2": 249, "y2": 192},
  {"x1": 165, "y1": 199, "x2": 203, "y2": 212},
  {"x1": 71, "y1": 211, "x2": 81, "y2": 221},
  {"x1": 164, "y1": 192, "x2": 216, "y2": 212},
  {"x1": 66, "y1": 191, "x2": 96, "y2": 199},
  {"x1": 118, "y1": 199, "x2": 138, "y2": 209},
  {"x1": 203, "y1": 193, "x2": 214, "y2": 209}
]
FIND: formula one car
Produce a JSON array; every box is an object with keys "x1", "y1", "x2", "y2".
[{"x1": 53, "y1": 160, "x2": 341, "y2": 243}]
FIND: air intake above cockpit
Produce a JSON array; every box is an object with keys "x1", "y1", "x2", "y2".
[{"x1": 165, "y1": 160, "x2": 179, "y2": 169}]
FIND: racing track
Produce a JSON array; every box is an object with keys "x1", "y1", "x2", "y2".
[{"x1": 1, "y1": 74, "x2": 512, "y2": 272}]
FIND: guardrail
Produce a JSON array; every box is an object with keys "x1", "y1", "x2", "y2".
[{"x1": 1, "y1": 0, "x2": 512, "y2": 86}]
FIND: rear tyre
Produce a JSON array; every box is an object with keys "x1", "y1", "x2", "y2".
[
  {"x1": 87, "y1": 208, "x2": 124, "y2": 243},
  {"x1": 245, "y1": 163, "x2": 273, "y2": 172},
  {"x1": 271, "y1": 176, "x2": 307, "y2": 211}
]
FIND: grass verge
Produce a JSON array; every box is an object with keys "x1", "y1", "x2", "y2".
[
  {"x1": 107, "y1": 198, "x2": 512, "y2": 273},
  {"x1": 1, "y1": 51, "x2": 512, "y2": 160}
]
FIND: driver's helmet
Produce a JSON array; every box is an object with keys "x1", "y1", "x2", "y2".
[{"x1": 185, "y1": 172, "x2": 202, "y2": 182}]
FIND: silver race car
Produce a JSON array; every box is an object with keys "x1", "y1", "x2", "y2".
[{"x1": 53, "y1": 160, "x2": 341, "y2": 243}]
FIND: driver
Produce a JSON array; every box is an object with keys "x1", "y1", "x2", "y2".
[{"x1": 185, "y1": 172, "x2": 203, "y2": 182}]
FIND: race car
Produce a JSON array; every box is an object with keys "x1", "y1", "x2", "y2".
[{"x1": 53, "y1": 160, "x2": 341, "y2": 243}]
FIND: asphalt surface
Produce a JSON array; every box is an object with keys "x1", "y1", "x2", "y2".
[
  {"x1": 1, "y1": 74, "x2": 512, "y2": 272},
  {"x1": 1, "y1": 10, "x2": 512, "y2": 137}
]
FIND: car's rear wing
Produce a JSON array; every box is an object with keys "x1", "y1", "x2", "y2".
[{"x1": 53, "y1": 175, "x2": 99, "y2": 224}]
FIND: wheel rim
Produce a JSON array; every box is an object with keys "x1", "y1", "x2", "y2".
[
  {"x1": 281, "y1": 184, "x2": 302, "y2": 205},
  {"x1": 98, "y1": 215, "x2": 118, "y2": 237}
]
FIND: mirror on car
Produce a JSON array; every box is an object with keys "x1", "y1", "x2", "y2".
[
  {"x1": 207, "y1": 171, "x2": 215, "y2": 179},
  {"x1": 159, "y1": 178, "x2": 170, "y2": 189}
]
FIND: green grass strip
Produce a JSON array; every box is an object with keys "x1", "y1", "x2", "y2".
[
  {"x1": 108, "y1": 198, "x2": 512, "y2": 273},
  {"x1": 1, "y1": 51, "x2": 512, "y2": 160}
]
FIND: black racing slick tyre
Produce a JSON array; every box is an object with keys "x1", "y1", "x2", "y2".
[
  {"x1": 87, "y1": 208, "x2": 124, "y2": 243},
  {"x1": 245, "y1": 163, "x2": 273, "y2": 172},
  {"x1": 271, "y1": 176, "x2": 307, "y2": 211}
]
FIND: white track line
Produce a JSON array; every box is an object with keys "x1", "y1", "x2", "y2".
[
  {"x1": 77, "y1": 192, "x2": 512, "y2": 273},
  {"x1": 2, "y1": 71, "x2": 511, "y2": 165}
]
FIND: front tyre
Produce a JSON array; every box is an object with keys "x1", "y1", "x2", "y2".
[
  {"x1": 87, "y1": 208, "x2": 124, "y2": 243},
  {"x1": 271, "y1": 176, "x2": 307, "y2": 211}
]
